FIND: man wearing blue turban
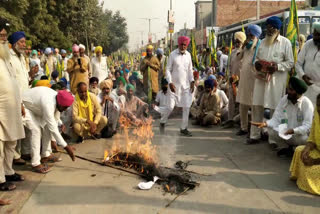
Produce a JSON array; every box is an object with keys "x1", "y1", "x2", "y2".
[
  {"x1": 8, "y1": 31, "x2": 29, "y2": 165},
  {"x1": 248, "y1": 16, "x2": 294, "y2": 147},
  {"x1": 236, "y1": 24, "x2": 262, "y2": 136},
  {"x1": 192, "y1": 79, "x2": 221, "y2": 126},
  {"x1": 296, "y1": 22, "x2": 320, "y2": 107}
]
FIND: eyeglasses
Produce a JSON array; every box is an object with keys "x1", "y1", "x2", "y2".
[{"x1": 0, "y1": 33, "x2": 7, "y2": 39}]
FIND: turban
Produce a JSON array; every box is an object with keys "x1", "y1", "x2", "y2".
[
  {"x1": 137, "y1": 74, "x2": 143, "y2": 80},
  {"x1": 79, "y1": 44, "x2": 86, "y2": 50},
  {"x1": 234, "y1": 32, "x2": 246, "y2": 43},
  {"x1": 0, "y1": 18, "x2": 10, "y2": 31},
  {"x1": 307, "y1": 34, "x2": 313, "y2": 41},
  {"x1": 54, "y1": 48, "x2": 59, "y2": 54},
  {"x1": 146, "y1": 45, "x2": 153, "y2": 50},
  {"x1": 204, "y1": 79, "x2": 214, "y2": 89},
  {"x1": 51, "y1": 83, "x2": 62, "y2": 91},
  {"x1": 95, "y1": 46, "x2": 103, "y2": 53},
  {"x1": 129, "y1": 75, "x2": 138, "y2": 83},
  {"x1": 193, "y1": 71, "x2": 199, "y2": 79},
  {"x1": 57, "y1": 81, "x2": 66, "y2": 89},
  {"x1": 125, "y1": 68, "x2": 130, "y2": 73},
  {"x1": 313, "y1": 22, "x2": 320, "y2": 33},
  {"x1": 208, "y1": 74, "x2": 216, "y2": 80},
  {"x1": 30, "y1": 60, "x2": 38, "y2": 68},
  {"x1": 100, "y1": 79, "x2": 113, "y2": 90},
  {"x1": 266, "y1": 16, "x2": 282, "y2": 30},
  {"x1": 117, "y1": 76, "x2": 126, "y2": 86},
  {"x1": 57, "y1": 90, "x2": 74, "y2": 107},
  {"x1": 61, "y1": 49, "x2": 67, "y2": 54},
  {"x1": 89, "y1": 77, "x2": 99, "y2": 84},
  {"x1": 35, "y1": 80, "x2": 51, "y2": 88},
  {"x1": 217, "y1": 50, "x2": 222, "y2": 58},
  {"x1": 132, "y1": 71, "x2": 139, "y2": 78},
  {"x1": 44, "y1": 47, "x2": 52, "y2": 55},
  {"x1": 32, "y1": 80, "x2": 39, "y2": 88},
  {"x1": 142, "y1": 52, "x2": 147, "y2": 57},
  {"x1": 299, "y1": 34, "x2": 306, "y2": 43},
  {"x1": 51, "y1": 71, "x2": 59, "y2": 79},
  {"x1": 156, "y1": 48, "x2": 164, "y2": 55},
  {"x1": 67, "y1": 47, "x2": 72, "y2": 52},
  {"x1": 178, "y1": 36, "x2": 190, "y2": 46},
  {"x1": 217, "y1": 72, "x2": 225, "y2": 77},
  {"x1": 289, "y1": 77, "x2": 308, "y2": 95},
  {"x1": 59, "y1": 78, "x2": 67, "y2": 86},
  {"x1": 72, "y1": 44, "x2": 79, "y2": 52},
  {"x1": 31, "y1": 50, "x2": 38, "y2": 56},
  {"x1": 248, "y1": 24, "x2": 262, "y2": 38},
  {"x1": 8, "y1": 31, "x2": 25, "y2": 45},
  {"x1": 161, "y1": 78, "x2": 168, "y2": 86},
  {"x1": 126, "y1": 84, "x2": 135, "y2": 91},
  {"x1": 40, "y1": 75, "x2": 49, "y2": 80}
]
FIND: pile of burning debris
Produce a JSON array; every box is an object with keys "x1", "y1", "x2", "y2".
[{"x1": 102, "y1": 116, "x2": 199, "y2": 194}]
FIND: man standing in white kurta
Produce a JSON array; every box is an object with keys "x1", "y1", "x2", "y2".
[
  {"x1": 248, "y1": 16, "x2": 294, "y2": 146},
  {"x1": 236, "y1": 24, "x2": 262, "y2": 136},
  {"x1": 0, "y1": 19, "x2": 25, "y2": 191},
  {"x1": 91, "y1": 46, "x2": 108, "y2": 82},
  {"x1": 166, "y1": 36, "x2": 194, "y2": 137},
  {"x1": 296, "y1": 22, "x2": 320, "y2": 107}
]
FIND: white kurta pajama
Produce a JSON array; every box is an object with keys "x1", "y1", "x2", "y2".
[
  {"x1": 166, "y1": 49, "x2": 194, "y2": 130},
  {"x1": 10, "y1": 49, "x2": 30, "y2": 159},
  {"x1": 250, "y1": 35, "x2": 294, "y2": 140},
  {"x1": 0, "y1": 57, "x2": 25, "y2": 183},
  {"x1": 97, "y1": 93, "x2": 120, "y2": 131},
  {"x1": 237, "y1": 46, "x2": 257, "y2": 131},
  {"x1": 22, "y1": 87, "x2": 68, "y2": 167},
  {"x1": 296, "y1": 39, "x2": 320, "y2": 107},
  {"x1": 266, "y1": 95, "x2": 313, "y2": 146},
  {"x1": 155, "y1": 90, "x2": 177, "y2": 124},
  {"x1": 91, "y1": 56, "x2": 108, "y2": 82}
]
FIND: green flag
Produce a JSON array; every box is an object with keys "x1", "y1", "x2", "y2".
[{"x1": 286, "y1": 0, "x2": 299, "y2": 66}]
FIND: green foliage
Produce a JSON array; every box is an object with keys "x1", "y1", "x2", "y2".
[{"x1": 0, "y1": 0, "x2": 128, "y2": 54}]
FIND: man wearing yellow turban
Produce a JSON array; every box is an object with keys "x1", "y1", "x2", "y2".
[
  {"x1": 91, "y1": 46, "x2": 108, "y2": 83},
  {"x1": 140, "y1": 45, "x2": 160, "y2": 100}
]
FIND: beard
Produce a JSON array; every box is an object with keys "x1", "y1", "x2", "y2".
[
  {"x1": 265, "y1": 32, "x2": 279, "y2": 46},
  {"x1": 0, "y1": 41, "x2": 10, "y2": 60},
  {"x1": 14, "y1": 43, "x2": 25, "y2": 55},
  {"x1": 313, "y1": 39, "x2": 320, "y2": 47}
]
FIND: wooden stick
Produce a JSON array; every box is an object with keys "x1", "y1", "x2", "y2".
[{"x1": 165, "y1": 187, "x2": 190, "y2": 208}]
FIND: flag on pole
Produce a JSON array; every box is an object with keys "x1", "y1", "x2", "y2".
[
  {"x1": 241, "y1": 22, "x2": 245, "y2": 33},
  {"x1": 226, "y1": 39, "x2": 233, "y2": 80},
  {"x1": 211, "y1": 30, "x2": 217, "y2": 65},
  {"x1": 286, "y1": 0, "x2": 299, "y2": 76},
  {"x1": 191, "y1": 33, "x2": 199, "y2": 69}
]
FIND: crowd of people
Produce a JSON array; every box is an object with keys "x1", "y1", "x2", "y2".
[{"x1": 0, "y1": 14, "x2": 320, "y2": 205}]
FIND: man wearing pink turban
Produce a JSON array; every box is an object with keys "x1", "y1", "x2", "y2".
[
  {"x1": 67, "y1": 44, "x2": 89, "y2": 94},
  {"x1": 165, "y1": 36, "x2": 194, "y2": 136},
  {"x1": 22, "y1": 87, "x2": 75, "y2": 173}
]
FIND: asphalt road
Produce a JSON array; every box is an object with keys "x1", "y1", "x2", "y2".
[{"x1": 1, "y1": 118, "x2": 320, "y2": 214}]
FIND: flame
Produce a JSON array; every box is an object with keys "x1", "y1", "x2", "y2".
[
  {"x1": 105, "y1": 115, "x2": 158, "y2": 164},
  {"x1": 165, "y1": 184, "x2": 170, "y2": 191},
  {"x1": 103, "y1": 150, "x2": 109, "y2": 161}
]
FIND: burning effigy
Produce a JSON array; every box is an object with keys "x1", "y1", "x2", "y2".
[{"x1": 102, "y1": 115, "x2": 199, "y2": 194}]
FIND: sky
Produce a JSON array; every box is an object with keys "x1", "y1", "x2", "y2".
[{"x1": 102, "y1": 0, "x2": 195, "y2": 51}]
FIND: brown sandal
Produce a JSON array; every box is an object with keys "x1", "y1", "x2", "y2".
[
  {"x1": 41, "y1": 155, "x2": 62, "y2": 163},
  {"x1": 32, "y1": 164, "x2": 51, "y2": 174}
]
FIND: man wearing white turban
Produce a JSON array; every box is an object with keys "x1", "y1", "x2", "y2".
[
  {"x1": 40, "y1": 47, "x2": 57, "y2": 78},
  {"x1": 296, "y1": 22, "x2": 320, "y2": 107}
]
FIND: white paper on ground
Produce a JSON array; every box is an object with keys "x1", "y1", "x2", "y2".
[
  {"x1": 278, "y1": 123, "x2": 292, "y2": 140},
  {"x1": 137, "y1": 176, "x2": 160, "y2": 190}
]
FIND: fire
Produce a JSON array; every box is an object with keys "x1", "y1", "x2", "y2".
[
  {"x1": 104, "y1": 115, "x2": 158, "y2": 165},
  {"x1": 103, "y1": 150, "x2": 109, "y2": 161}
]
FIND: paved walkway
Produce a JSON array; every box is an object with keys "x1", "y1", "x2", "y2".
[{"x1": 1, "y1": 119, "x2": 320, "y2": 214}]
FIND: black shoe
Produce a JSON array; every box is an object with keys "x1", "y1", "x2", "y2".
[
  {"x1": 236, "y1": 130, "x2": 248, "y2": 136},
  {"x1": 13, "y1": 158, "x2": 26, "y2": 165},
  {"x1": 160, "y1": 123, "x2": 165, "y2": 135},
  {"x1": 76, "y1": 136, "x2": 84, "y2": 144},
  {"x1": 223, "y1": 120, "x2": 234, "y2": 129},
  {"x1": 269, "y1": 143, "x2": 279, "y2": 151},
  {"x1": 261, "y1": 132, "x2": 269, "y2": 141},
  {"x1": 5, "y1": 173, "x2": 25, "y2": 182},
  {"x1": 245, "y1": 138, "x2": 260, "y2": 145},
  {"x1": 277, "y1": 147, "x2": 294, "y2": 158},
  {"x1": 180, "y1": 129, "x2": 192, "y2": 137}
]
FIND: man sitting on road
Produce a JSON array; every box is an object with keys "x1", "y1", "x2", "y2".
[
  {"x1": 193, "y1": 79, "x2": 221, "y2": 126},
  {"x1": 251, "y1": 77, "x2": 314, "y2": 157},
  {"x1": 72, "y1": 82, "x2": 108, "y2": 142}
]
